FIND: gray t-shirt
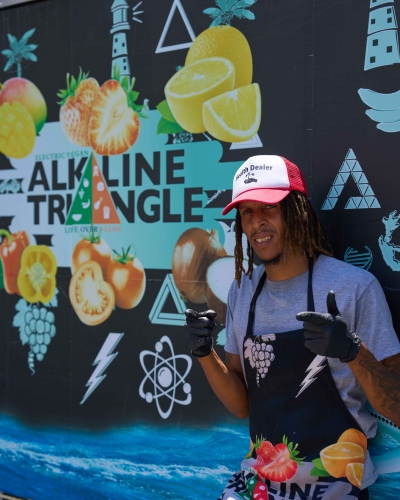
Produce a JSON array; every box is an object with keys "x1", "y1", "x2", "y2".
[{"x1": 225, "y1": 254, "x2": 400, "y2": 488}]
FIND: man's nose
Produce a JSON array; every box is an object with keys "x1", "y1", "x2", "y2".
[{"x1": 252, "y1": 211, "x2": 268, "y2": 229}]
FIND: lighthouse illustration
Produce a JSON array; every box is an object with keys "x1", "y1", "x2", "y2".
[
  {"x1": 358, "y1": 1, "x2": 400, "y2": 132},
  {"x1": 110, "y1": 0, "x2": 131, "y2": 79},
  {"x1": 364, "y1": 0, "x2": 400, "y2": 71}
]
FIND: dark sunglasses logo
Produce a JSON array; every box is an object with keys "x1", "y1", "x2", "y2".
[{"x1": 244, "y1": 172, "x2": 257, "y2": 184}]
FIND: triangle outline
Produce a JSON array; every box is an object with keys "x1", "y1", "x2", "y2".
[
  {"x1": 230, "y1": 134, "x2": 264, "y2": 150},
  {"x1": 149, "y1": 274, "x2": 186, "y2": 326},
  {"x1": 321, "y1": 149, "x2": 381, "y2": 210},
  {"x1": 155, "y1": 0, "x2": 196, "y2": 54}
]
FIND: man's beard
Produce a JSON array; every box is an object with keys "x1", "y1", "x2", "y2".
[{"x1": 262, "y1": 251, "x2": 284, "y2": 267}]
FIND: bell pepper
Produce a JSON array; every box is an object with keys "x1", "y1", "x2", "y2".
[
  {"x1": 17, "y1": 245, "x2": 57, "y2": 303},
  {"x1": 0, "y1": 229, "x2": 30, "y2": 295}
]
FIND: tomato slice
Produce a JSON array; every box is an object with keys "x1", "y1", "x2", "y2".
[{"x1": 69, "y1": 260, "x2": 115, "y2": 326}]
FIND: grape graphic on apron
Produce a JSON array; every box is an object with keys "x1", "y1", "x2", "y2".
[{"x1": 244, "y1": 334, "x2": 276, "y2": 386}]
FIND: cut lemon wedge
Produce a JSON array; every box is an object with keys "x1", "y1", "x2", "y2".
[
  {"x1": 346, "y1": 462, "x2": 364, "y2": 488},
  {"x1": 164, "y1": 57, "x2": 235, "y2": 133},
  {"x1": 202, "y1": 83, "x2": 261, "y2": 143}
]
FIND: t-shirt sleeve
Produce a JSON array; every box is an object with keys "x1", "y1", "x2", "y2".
[
  {"x1": 355, "y1": 278, "x2": 400, "y2": 362},
  {"x1": 224, "y1": 281, "x2": 240, "y2": 355}
]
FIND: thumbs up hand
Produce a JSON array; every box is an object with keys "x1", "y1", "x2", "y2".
[
  {"x1": 183, "y1": 309, "x2": 217, "y2": 358},
  {"x1": 296, "y1": 291, "x2": 361, "y2": 362}
]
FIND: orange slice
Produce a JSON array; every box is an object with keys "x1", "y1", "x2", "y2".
[{"x1": 320, "y1": 442, "x2": 364, "y2": 478}]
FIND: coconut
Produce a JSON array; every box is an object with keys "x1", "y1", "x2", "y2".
[
  {"x1": 206, "y1": 256, "x2": 236, "y2": 323},
  {"x1": 172, "y1": 228, "x2": 227, "y2": 303}
]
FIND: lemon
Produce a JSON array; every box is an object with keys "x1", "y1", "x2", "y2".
[
  {"x1": 337, "y1": 428, "x2": 367, "y2": 456},
  {"x1": 0, "y1": 101, "x2": 36, "y2": 158},
  {"x1": 320, "y1": 442, "x2": 364, "y2": 478},
  {"x1": 202, "y1": 83, "x2": 261, "y2": 143},
  {"x1": 185, "y1": 25, "x2": 252, "y2": 88},
  {"x1": 165, "y1": 57, "x2": 235, "y2": 133},
  {"x1": 346, "y1": 462, "x2": 364, "y2": 489}
]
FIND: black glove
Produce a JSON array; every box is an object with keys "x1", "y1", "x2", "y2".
[
  {"x1": 184, "y1": 309, "x2": 217, "y2": 357},
  {"x1": 296, "y1": 291, "x2": 361, "y2": 363}
]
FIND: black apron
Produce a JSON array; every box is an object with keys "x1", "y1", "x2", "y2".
[{"x1": 219, "y1": 261, "x2": 366, "y2": 500}]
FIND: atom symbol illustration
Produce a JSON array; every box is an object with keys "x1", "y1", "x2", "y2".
[{"x1": 139, "y1": 335, "x2": 192, "y2": 419}]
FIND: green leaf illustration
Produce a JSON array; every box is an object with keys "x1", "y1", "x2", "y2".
[
  {"x1": 157, "y1": 117, "x2": 184, "y2": 135},
  {"x1": 156, "y1": 100, "x2": 178, "y2": 122},
  {"x1": 310, "y1": 458, "x2": 331, "y2": 477}
]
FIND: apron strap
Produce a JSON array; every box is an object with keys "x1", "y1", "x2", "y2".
[
  {"x1": 246, "y1": 272, "x2": 266, "y2": 337},
  {"x1": 246, "y1": 256, "x2": 315, "y2": 337},
  {"x1": 307, "y1": 256, "x2": 315, "y2": 312}
]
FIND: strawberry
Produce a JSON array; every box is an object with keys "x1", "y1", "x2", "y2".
[
  {"x1": 57, "y1": 69, "x2": 100, "y2": 146},
  {"x1": 253, "y1": 480, "x2": 268, "y2": 500},
  {"x1": 253, "y1": 436, "x2": 304, "y2": 483},
  {"x1": 88, "y1": 68, "x2": 146, "y2": 156}
]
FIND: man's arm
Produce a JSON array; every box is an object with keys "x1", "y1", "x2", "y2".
[
  {"x1": 348, "y1": 347, "x2": 400, "y2": 426},
  {"x1": 198, "y1": 351, "x2": 249, "y2": 419}
]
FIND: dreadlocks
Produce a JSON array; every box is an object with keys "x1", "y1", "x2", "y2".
[{"x1": 234, "y1": 191, "x2": 333, "y2": 287}]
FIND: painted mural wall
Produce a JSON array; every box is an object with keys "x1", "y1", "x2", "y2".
[{"x1": 0, "y1": 0, "x2": 399, "y2": 498}]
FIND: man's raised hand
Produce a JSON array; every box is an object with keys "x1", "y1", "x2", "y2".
[
  {"x1": 183, "y1": 309, "x2": 217, "y2": 357},
  {"x1": 296, "y1": 291, "x2": 361, "y2": 362}
]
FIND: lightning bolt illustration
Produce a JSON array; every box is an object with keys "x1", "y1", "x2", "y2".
[
  {"x1": 295, "y1": 355, "x2": 326, "y2": 398},
  {"x1": 80, "y1": 332, "x2": 124, "y2": 404}
]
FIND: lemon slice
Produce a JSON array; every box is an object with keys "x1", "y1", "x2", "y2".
[
  {"x1": 202, "y1": 83, "x2": 261, "y2": 143},
  {"x1": 164, "y1": 57, "x2": 235, "y2": 133},
  {"x1": 185, "y1": 25, "x2": 253, "y2": 88},
  {"x1": 346, "y1": 462, "x2": 364, "y2": 488}
]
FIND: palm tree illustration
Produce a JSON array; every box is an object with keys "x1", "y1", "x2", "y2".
[{"x1": 1, "y1": 28, "x2": 38, "y2": 77}]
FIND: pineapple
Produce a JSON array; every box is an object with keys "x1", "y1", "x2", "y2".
[{"x1": 0, "y1": 101, "x2": 36, "y2": 158}]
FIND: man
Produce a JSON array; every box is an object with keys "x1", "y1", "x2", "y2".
[{"x1": 183, "y1": 155, "x2": 400, "y2": 500}]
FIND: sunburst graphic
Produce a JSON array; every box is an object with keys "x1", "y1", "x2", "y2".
[{"x1": 132, "y1": 1, "x2": 144, "y2": 23}]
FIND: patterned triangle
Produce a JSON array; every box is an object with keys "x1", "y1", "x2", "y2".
[
  {"x1": 65, "y1": 156, "x2": 93, "y2": 225},
  {"x1": 322, "y1": 149, "x2": 380, "y2": 210}
]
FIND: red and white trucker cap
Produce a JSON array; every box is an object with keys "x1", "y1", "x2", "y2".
[{"x1": 222, "y1": 155, "x2": 308, "y2": 215}]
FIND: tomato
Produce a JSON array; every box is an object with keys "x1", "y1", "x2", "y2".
[
  {"x1": 71, "y1": 226, "x2": 111, "y2": 275},
  {"x1": 69, "y1": 260, "x2": 115, "y2": 326},
  {"x1": 105, "y1": 247, "x2": 146, "y2": 309},
  {"x1": 17, "y1": 245, "x2": 57, "y2": 303}
]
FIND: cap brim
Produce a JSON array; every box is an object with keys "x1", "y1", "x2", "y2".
[{"x1": 222, "y1": 188, "x2": 291, "y2": 215}]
